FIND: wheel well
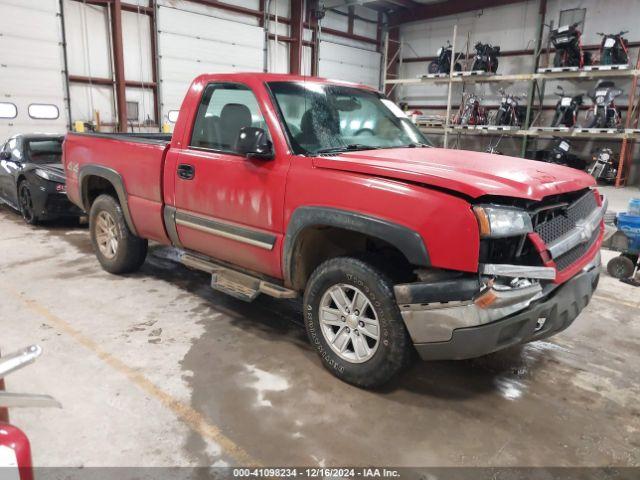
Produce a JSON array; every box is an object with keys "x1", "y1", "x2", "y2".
[
  {"x1": 83, "y1": 175, "x2": 117, "y2": 210},
  {"x1": 289, "y1": 226, "x2": 416, "y2": 291}
]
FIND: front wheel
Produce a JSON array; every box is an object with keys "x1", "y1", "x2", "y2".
[
  {"x1": 89, "y1": 194, "x2": 148, "y2": 274},
  {"x1": 18, "y1": 181, "x2": 38, "y2": 225},
  {"x1": 303, "y1": 257, "x2": 413, "y2": 388},
  {"x1": 428, "y1": 61, "x2": 439, "y2": 74}
]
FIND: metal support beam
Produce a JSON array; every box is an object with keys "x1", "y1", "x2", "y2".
[
  {"x1": 110, "y1": 0, "x2": 128, "y2": 132},
  {"x1": 520, "y1": 0, "x2": 547, "y2": 158},
  {"x1": 289, "y1": 0, "x2": 304, "y2": 75},
  {"x1": 390, "y1": 0, "x2": 528, "y2": 25}
]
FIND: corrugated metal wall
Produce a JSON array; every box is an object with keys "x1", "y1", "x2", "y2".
[{"x1": 0, "y1": 0, "x2": 68, "y2": 136}]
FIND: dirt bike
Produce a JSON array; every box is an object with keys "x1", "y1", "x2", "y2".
[
  {"x1": 493, "y1": 88, "x2": 526, "y2": 126},
  {"x1": 597, "y1": 31, "x2": 629, "y2": 65},
  {"x1": 428, "y1": 41, "x2": 462, "y2": 74},
  {"x1": 453, "y1": 93, "x2": 487, "y2": 125},
  {"x1": 550, "y1": 85, "x2": 583, "y2": 127},
  {"x1": 550, "y1": 22, "x2": 592, "y2": 68},
  {"x1": 471, "y1": 42, "x2": 500, "y2": 73},
  {"x1": 585, "y1": 80, "x2": 623, "y2": 128}
]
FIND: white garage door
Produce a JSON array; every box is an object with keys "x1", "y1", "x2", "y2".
[
  {"x1": 0, "y1": 0, "x2": 67, "y2": 140},
  {"x1": 319, "y1": 41, "x2": 381, "y2": 89},
  {"x1": 157, "y1": 3, "x2": 265, "y2": 126}
]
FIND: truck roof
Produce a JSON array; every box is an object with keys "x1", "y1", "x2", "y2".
[{"x1": 191, "y1": 72, "x2": 377, "y2": 91}]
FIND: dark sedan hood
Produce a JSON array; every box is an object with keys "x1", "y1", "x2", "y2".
[{"x1": 27, "y1": 163, "x2": 66, "y2": 183}]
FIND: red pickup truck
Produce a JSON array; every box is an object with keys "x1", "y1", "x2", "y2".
[{"x1": 63, "y1": 73, "x2": 606, "y2": 387}]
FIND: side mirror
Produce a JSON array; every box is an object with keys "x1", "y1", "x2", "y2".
[
  {"x1": 235, "y1": 127, "x2": 274, "y2": 160},
  {"x1": 0, "y1": 151, "x2": 11, "y2": 160}
]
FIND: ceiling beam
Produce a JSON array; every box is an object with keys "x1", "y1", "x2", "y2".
[{"x1": 390, "y1": 0, "x2": 528, "y2": 25}]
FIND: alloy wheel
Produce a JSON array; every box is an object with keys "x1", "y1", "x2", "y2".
[
  {"x1": 319, "y1": 283, "x2": 380, "y2": 364},
  {"x1": 19, "y1": 184, "x2": 35, "y2": 223},
  {"x1": 95, "y1": 211, "x2": 119, "y2": 259}
]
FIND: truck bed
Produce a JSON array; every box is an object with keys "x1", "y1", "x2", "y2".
[{"x1": 63, "y1": 131, "x2": 172, "y2": 245}]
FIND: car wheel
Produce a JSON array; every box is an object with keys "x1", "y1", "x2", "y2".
[
  {"x1": 607, "y1": 255, "x2": 635, "y2": 279},
  {"x1": 303, "y1": 256, "x2": 413, "y2": 388},
  {"x1": 89, "y1": 194, "x2": 148, "y2": 274},
  {"x1": 18, "y1": 181, "x2": 38, "y2": 225}
]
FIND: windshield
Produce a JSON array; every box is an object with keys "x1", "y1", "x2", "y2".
[
  {"x1": 267, "y1": 81, "x2": 431, "y2": 155},
  {"x1": 25, "y1": 139, "x2": 63, "y2": 164}
]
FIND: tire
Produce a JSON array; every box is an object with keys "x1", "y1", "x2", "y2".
[
  {"x1": 607, "y1": 255, "x2": 635, "y2": 279},
  {"x1": 89, "y1": 194, "x2": 147, "y2": 274},
  {"x1": 550, "y1": 111, "x2": 562, "y2": 127},
  {"x1": 18, "y1": 180, "x2": 38, "y2": 225},
  {"x1": 428, "y1": 61, "x2": 439, "y2": 74},
  {"x1": 453, "y1": 62, "x2": 462, "y2": 72},
  {"x1": 303, "y1": 257, "x2": 413, "y2": 388},
  {"x1": 553, "y1": 52, "x2": 563, "y2": 67},
  {"x1": 585, "y1": 111, "x2": 601, "y2": 128}
]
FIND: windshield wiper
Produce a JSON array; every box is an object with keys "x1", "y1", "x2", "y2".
[
  {"x1": 403, "y1": 142, "x2": 431, "y2": 148},
  {"x1": 314, "y1": 144, "x2": 381, "y2": 155}
]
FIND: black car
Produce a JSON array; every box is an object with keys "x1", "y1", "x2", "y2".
[{"x1": 0, "y1": 134, "x2": 84, "y2": 224}]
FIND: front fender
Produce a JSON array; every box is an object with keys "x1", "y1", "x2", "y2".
[{"x1": 282, "y1": 206, "x2": 430, "y2": 287}]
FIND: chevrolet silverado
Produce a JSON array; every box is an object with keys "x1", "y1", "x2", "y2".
[{"x1": 62, "y1": 73, "x2": 606, "y2": 387}]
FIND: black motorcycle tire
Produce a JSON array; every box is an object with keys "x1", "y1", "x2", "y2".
[
  {"x1": 550, "y1": 111, "x2": 562, "y2": 127},
  {"x1": 428, "y1": 61, "x2": 439, "y2": 74},
  {"x1": 454, "y1": 62, "x2": 462, "y2": 72},
  {"x1": 553, "y1": 52, "x2": 563, "y2": 67},
  {"x1": 586, "y1": 111, "x2": 605, "y2": 128}
]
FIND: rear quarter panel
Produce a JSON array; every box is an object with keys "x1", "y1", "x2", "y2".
[{"x1": 63, "y1": 133, "x2": 170, "y2": 244}]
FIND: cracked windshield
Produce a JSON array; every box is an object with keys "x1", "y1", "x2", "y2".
[{"x1": 268, "y1": 81, "x2": 431, "y2": 155}]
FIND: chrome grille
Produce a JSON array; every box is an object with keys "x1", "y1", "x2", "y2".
[
  {"x1": 534, "y1": 191, "x2": 598, "y2": 244},
  {"x1": 554, "y1": 227, "x2": 600, "y2": 271}
]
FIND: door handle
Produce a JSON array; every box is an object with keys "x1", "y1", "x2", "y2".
[{"x1": 177, "y1": 164, "x2": 195, "y2": 180}]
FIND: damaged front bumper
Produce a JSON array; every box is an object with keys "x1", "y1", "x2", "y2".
[{"x1": 394, "y1": 252, "x2": 601, "y2": 361}]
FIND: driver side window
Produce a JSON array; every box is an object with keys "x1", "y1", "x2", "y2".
[{"x1": 190, "y1": 83, "x2": 270, "y2": 154}]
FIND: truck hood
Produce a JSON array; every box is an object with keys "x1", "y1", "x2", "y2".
[{"x1": 313, "y1": 148, "x2": 595, "y2": 201}]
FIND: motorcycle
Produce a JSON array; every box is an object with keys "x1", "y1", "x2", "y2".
[
  {"x1": 550, "y1": 22, "x2": 592, "y2": 68},
  {"x1": 585, "y1": 80, "x2": 623, "y2": 128},
  {"x1": 428, "y1": 41, "x2": 462, "y2": 74},
  {"x1": 493, "y1": 88, "x2": 527, "y2": 127},
  {"x1": 550, "y1": 85, "x2": 583, "y2": 127},
  {"x1": 0, "y1": 346, "x2": 60, "y2": 478},
  {"x1": 588, "y1": 147, "x2": 618, "y2": 183},
  {"x1": 453, "y1": 93, "x2": 487, "y2": 125},
  {"x1": 597, "y1": 31, "x2": 629, "y2": 65},
  {"x1": 471, "y1": 42, "x2": 500, "y2": 73}
]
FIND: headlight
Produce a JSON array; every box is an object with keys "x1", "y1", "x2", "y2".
[
  {"x1": 473, "y1": 205, "x2": 533, "y2": 238},
  {"x1": 34, "y1": 168, "x2": 51, "y2": 180}
]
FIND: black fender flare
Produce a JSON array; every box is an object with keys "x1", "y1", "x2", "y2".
[
  {"x1": 282, "y1": 206, "x2": 430, "y2": 287},
  {"x1": 78, "y1": 165, "x2": 138, "y2": 236}
]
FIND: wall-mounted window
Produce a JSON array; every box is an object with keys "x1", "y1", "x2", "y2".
[
  {"x1": 28, "y1": 104, "x2": 59, "y2": 120},
  {"x1": 0, "y1": 103, "x2": 18, "y2": 119},
  {"x1": 126, "y1": 101, "x2": 139, "y2": 121},
  {"x1": 167, "y1": 110, "x2": 179, "y2": 123}
]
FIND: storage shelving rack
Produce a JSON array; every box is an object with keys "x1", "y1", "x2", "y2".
[{"x1": 384, "y1": 21, "x2": 640, "y2": 187}]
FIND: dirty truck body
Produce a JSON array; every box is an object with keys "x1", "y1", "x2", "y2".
[{"x1": 63, "y1": 73, "x2": 605, "y2": 387}]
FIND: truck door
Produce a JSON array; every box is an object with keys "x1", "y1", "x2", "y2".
[{"x1": 170, "y1": 82, "x2": 289, "y2": 279}]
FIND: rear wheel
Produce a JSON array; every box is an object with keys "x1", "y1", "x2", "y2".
[
  {"x1": 607, "y1": 255, "x2": 635, "y2": 279},
  {"x1": 303, "y1": 257, "x2": 413, "y2": 388},
  {"x1": 89, "y1": 194, "x2": 147, "y2": 274},
  {"x1": 18, "y1": 181, "x2": 38, "y2": 225}
]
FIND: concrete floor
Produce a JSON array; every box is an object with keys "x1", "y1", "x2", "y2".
[{"x1": 0, "y1": 186, "x2": 639, "y2": 468}]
